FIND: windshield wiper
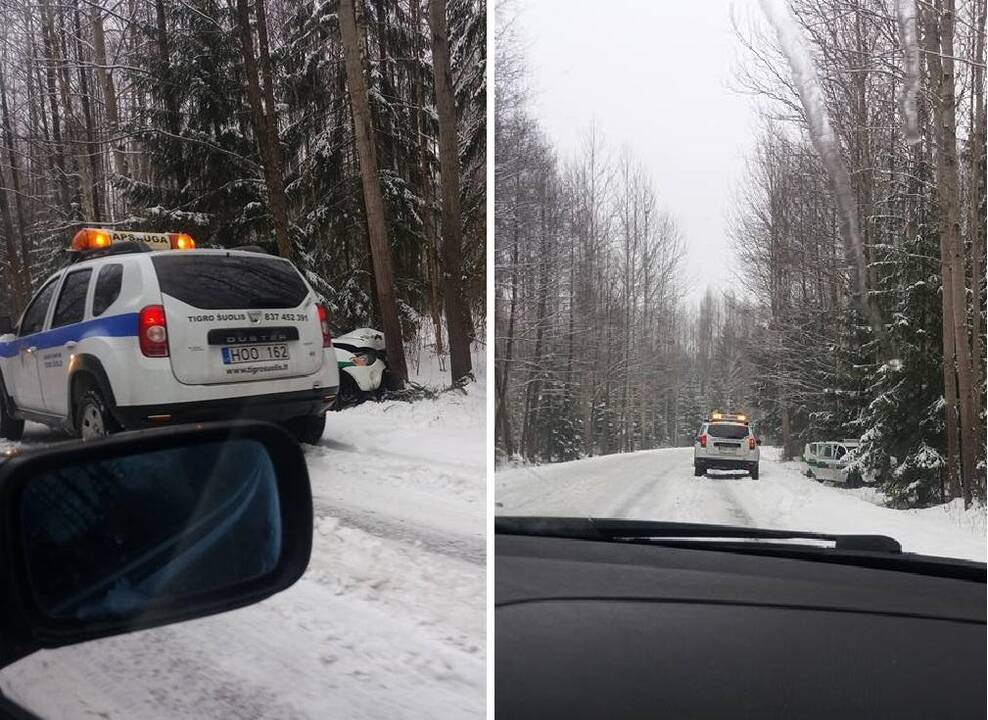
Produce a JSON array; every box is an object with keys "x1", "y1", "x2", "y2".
[{"x1": 495, "y1": 516, "x2": 902, "y2": 553}]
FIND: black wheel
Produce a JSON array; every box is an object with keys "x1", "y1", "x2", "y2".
[
  {"x1": 845, "y1": 469, "x2": 862, "y2": 488},
  {"x1": 331, "y1": 372, "x2": 361, "y2": 411},
  {"x1": 290, "y1": 412, "x2": 326, "y2": 445},
  {"x1": 0, "y1": 378, "x2": 24, "y2": 441},
  {"x1": 75, "y1": 387, "x2": 118, "y2": 440},
  {"x1": 693, "y1": 464, "x2": 705, "y2": 477},
  {"x1": 750, "y1": 464, "x2": 760, "y2": 480}
]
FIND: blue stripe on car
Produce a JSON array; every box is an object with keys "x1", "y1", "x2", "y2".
[{"x1": 0, "y1": 313, "x2": 139, "y2": 358}]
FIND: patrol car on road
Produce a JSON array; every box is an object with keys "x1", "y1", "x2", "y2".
[
  {"x1": 693, "y1": 411, "x2": 761, "y2": 479},
  {"x1": 0, "y1": 229, "x2": 339, "y2": 444}
]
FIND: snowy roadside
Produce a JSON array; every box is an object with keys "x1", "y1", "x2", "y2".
[
  {"x1": 0, "y1": 352, "x2": 486, "y2": 719},
  {"x1": 497, "y1": 445, "x2": 986, "y2": 562},
  {"x1": 745, "y1": 448, "x2": 986, "y2": 562}
]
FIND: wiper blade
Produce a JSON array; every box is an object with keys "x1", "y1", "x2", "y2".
[{"x1": 495, "y1": 516, "x2": 902, "y2": 553}]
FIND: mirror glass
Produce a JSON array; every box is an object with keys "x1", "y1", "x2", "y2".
[{"x1": 20, "y1": 438, "x2": 282, "y2": 622}]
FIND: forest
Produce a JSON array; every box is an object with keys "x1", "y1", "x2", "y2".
[
  {"x1": 495, "y1": 0, "x2": 986, "y2": 508},
  {"x1": 0, "y1": 0, "x2": 486, "y2": 384}
]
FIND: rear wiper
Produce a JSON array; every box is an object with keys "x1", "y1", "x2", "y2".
[{"x1": 495, "y1": 516, "x2": 902, "y2": 553}]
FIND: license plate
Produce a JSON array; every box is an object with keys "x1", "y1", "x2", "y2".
[
  {"x1": 719, "y1": 446, "x2": 739, "y2": 455},
  {"x1": 222, "y1": 344, "x2": 290, "y2": 364}
]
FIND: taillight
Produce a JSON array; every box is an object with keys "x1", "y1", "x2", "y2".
[
  {"x1": 317, "y1": 304, "x2": 332, "y2": 348},
  {"x1": 699, "y1": 434, "x2": 708, "y2": 448},
  {"x1": 748, "y1": 436, "x2": 757, "y2": 450},
  {"x1": 139, "y1": 304, "x2": 169, "y2": 357}
]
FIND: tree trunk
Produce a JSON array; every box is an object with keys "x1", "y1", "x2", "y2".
[
  {"x1": 940, "y1": 245, "x2": 964, "y2": 500},
  {"x1": 967, "y1": 0, "x2": 986, "y2": 483},
  {"x1": 91, "y1": 4, "x2": 127, "y2": 181},
  {"x1": 0, "y1": 63, "x2": 31, "y2": 294},
  {"x1": 429, "y1": 0, "x2": 474, "y2": 383},
  {"x1": 412, "y1": 0, "x2": 445, "y2": 360},
  {"x1": 40, "y1": 0, "x2": 74, "y2": 216},
  {"x1": 925, "y1": 0, "x2": 978, "y2": 505},
  {"x1": 496, "y1": 190, "x2": 520, "y2": 456},
  {"x1": 235, "y1": 0, "x2": 294, "y2": 261},
  {"x1": 339, "y1": 0, "x2": 408, "y2": 383},
  {"x1": 73, "y1": 0, "x2": 102, "y2": 222},
  {"x1": 154, "y1": 0, "x2": 185, "y2": 190}
]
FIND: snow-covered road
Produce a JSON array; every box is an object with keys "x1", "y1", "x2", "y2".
[
  {"x1": 0, "y1": 361, "x2": 486, "y2": 719},
  {"x1": 497, "y1": 446, "x2": 986, "y2": 562}
]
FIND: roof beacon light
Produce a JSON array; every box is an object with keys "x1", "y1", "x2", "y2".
[
  {"x1": 70, "y1": 228, "x2": 196, "y2": 252},
  {"x1": 709, "y1": 410, "x2": 749, "y2": 424}
]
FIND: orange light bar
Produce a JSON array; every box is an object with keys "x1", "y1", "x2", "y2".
[
  {"x1": 173, "y1": 233, "x2": 196, "y2": 250},
  {"x1": 69, "y1": 228, "x2": 196, "y2": 252},
  {"x1": 70, "y1": 228, "x2": 112, "y2": 252}
]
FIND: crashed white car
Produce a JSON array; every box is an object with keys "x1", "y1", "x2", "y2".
[
  {"x1": 803, "y1": 440, "x2": 865, "y2": 486},
  {"x1": 332, "y1": 328, "x2": 389, "y2": 407}
]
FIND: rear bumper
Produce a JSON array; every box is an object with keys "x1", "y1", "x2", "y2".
[
  {"x1": 695, "y1": 457, "x2": 758, "y2": 471},
  {"x1": 114, "y1": 386, "x2": 338, "y2": 430}
]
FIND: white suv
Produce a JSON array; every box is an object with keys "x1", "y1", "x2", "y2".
[
  {"x1": 693, "y1": 412, "x2": 760, "y2": 479},
  {"x1": 0, "y1": 229, "x2": 339, "y2": 444}
]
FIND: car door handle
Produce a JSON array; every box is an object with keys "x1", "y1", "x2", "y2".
[
  {"x1": 65, "y1": 341, "x2": 77, "y2": 349},
  {"x1": 24, "y1": 346, "x2": 37, "y2": 354}
]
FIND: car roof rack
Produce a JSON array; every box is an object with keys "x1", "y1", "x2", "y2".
[{"x1": 66, "y1": 239, "x2": 152, "y2": 265}]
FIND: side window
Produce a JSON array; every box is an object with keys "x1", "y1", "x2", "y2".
[
  {"x1": 821, "y1": 444, "x2": 834, "y2": 459},
  {"x1": 51, "y1": 269, "x2": 93, "y2": 329},
  {"x1": 92, "y1": 264, "x2": 123, "y2": 317},
  {"x1": 835, "y1": 445, "x2": 847, "y2": 460},
  {"x1": 18, "y1": 278, "x2": 60, "y2": 337}
]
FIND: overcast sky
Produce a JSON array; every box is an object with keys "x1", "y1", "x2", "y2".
[{"x1": 519, "y1": 0, "x2": 761, "y2": 303}]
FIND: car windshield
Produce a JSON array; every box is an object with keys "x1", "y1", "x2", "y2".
[{"x1": 494, "y1": 0, "x2": 986, "y2": 566}]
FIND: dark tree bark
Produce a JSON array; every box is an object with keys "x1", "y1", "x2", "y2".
[
  {"x1": 0, "y1": 63, "x2": 31, "y2": 294},
  {"x1": 234, "y1": 0, "x2": 294, "y2": 261},
  {"x1": 429, "y1": 0, "x2": 474, "y2": 383},
  {"x1": 339, "y1": 0, "x2": 408, "y2": 383},
  {"x1": 924, "y1": 0, "x2": 978, "y2": 505}
]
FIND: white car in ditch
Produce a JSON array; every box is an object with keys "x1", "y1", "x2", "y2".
[
  {"x1": 332, "y1": 328, "x2": 396, "y2": 407},
  {"x1": 803, "y1": 440, "x2": 865, "y2": 486}
]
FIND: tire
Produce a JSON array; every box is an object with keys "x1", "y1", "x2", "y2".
[
  {"x1": 750, "y1": 464, "x2": 760, "y2": 480},
  {"x1": 693, "y1": 464, "x2": 705, "y2": 477},
  {"x1": 291, "y1": 412, "x2": 326, "y2": 445},
  {"x1": 75, "y1": 387, "x2": 118, "y2": 440},
  {"x1": 331, "y1": 372, "x2": 361, "y2": 411},
  {"x1": 0, "y1": 378, "x2": 24, "y2": 441}
]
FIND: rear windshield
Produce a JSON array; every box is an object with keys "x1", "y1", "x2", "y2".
[
  {"x1": 706, "y1": 423, "x2": 750, "y2": 439},
  {"x1": 152, "y1": 254, "x2": 308, "y2": 310}
]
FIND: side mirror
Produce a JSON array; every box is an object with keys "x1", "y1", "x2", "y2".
[
  {"x1": 0, "y1": 315, "x2": 11, "y2": 335},
  {"x1": 0, "y1": 421, "x2": 311, "y2": 668},
  {"x1": 756, "y1": 438, "x2": 762, "y2": 445}
]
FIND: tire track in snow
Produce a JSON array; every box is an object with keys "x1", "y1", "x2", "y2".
[{"x1": 312, "y1": 500, "x2": 485, "y2": 566}]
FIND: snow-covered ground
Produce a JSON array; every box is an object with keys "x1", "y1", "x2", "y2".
[
  {"x1": 497, "y1": 446, "x2": 986, "y2": 562},
  {"x1": 0, "y1": 352, "x2": 486, "y2": 719}
]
